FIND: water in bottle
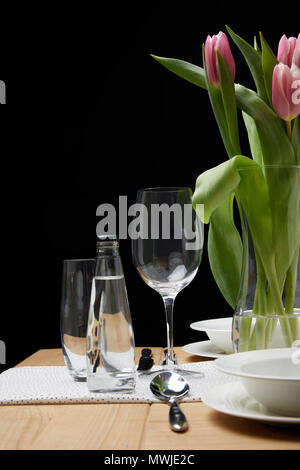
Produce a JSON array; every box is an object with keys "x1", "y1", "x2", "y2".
[{"x1": 86, "y1": 236, "x2": 136, "y2": 392}]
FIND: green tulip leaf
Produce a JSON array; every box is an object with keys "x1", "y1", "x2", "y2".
[
  {"x1": 242, "y1": 111, "x2": 263, "y2": 166},
  {"x1": 192, "y1": 155, "x2": 257, "y2": 223},
  {"x1": 260, "y1": 32, "x2": 278, "y2": 106},
  {"x1": 193, "y1": 155, "x2": 276, "y2": 284},
  {"x1": 292, "y1": 116, "x2": 300, "y2": 165},
  {"x1": 226, "y1": 26, "x2": 268, "y2": 102},
  {"x1": 253, "y1": 36, "x2": 261, "y2": 52},
  {"x1": 151, "y1": 54, "x2": 295, "y2": 166},
  {"x1": 192, "y1": 154, "x2": 281, "y2": 311},
  {"x1": 217, "y1": 51, "x2": 241, "y2": 156},
  {"x1": 201, "y1": 46, "x2": 235, "y2": 158},
  {"x1": 150, "y1": 55, "x2": 207, "y2": 90},
  {"x1": 264, "y1": 166, "x2": 300, "y2": 288},
  {"x1": 208, "y1": 194, "x2": 243, "y2": 308},
  {"x1": 234, "y1": 84, "x2": 296, "y2": 166}
]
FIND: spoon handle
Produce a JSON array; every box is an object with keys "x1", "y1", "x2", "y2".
[{"x1": 169, "y1": 401, "x2": 188, "y2": 432}]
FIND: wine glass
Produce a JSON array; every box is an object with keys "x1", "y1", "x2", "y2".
[{"x1": 131, "y1": 187, "x2": 204, "y2": 376}]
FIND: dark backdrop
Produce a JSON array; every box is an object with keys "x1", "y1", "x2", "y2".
[{"x1": 1, "y1": 3, "x2": 299, "y2": 370}]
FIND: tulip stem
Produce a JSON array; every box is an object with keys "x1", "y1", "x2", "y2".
[{"x1": 286, "y1": 120, "x2": 292, "y2": 139}]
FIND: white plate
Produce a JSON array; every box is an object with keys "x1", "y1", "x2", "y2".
[
  {"x1": 201, "y1": 381, "x2": 300, "y2": 425},
  {"x1": 182, "y1": 340, "x2": 230, "y2": 359},
  {"x1": 215, "y1": 347, "x2": 300, "y2": 380},
  {"x1": 190, "y1": 318, "x2": 234, "y2": 354},
  {"x1": 215, "y1": 348, "x2": 300, "y2": 417},
  {"x1": 190, "y1": 317, "x2": 232, "y2": 332}
]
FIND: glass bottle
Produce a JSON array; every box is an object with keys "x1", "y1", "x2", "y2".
[{"x1": 86, "y1": 236, "x2": 136, "y2": 392}]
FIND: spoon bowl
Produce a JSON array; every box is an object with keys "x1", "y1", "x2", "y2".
[{"x1": 150, "y1": 371, "x2": 190, "y2": 432}]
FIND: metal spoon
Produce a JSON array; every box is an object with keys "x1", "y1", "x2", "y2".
[{"x1": 150, "y1": 371, "x2": 190, "y2": 432}]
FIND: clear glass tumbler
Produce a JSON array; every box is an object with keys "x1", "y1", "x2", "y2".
[{"x1": 60, "y1": 258, "x2": 95, "y2": 381}]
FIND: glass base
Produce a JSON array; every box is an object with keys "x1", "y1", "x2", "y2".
[
  {"x1": 160, "y1": 347, "x2": 177, "y2": 366},
  {"x1": 173, "y1": 367, "x2": 204, "y2": 378},
  {"x1": 137, "y1": 349, "x2": 204, "y2": 378},
  {"x1": 87, "y1": 372, "x2": 136, "y2": 393},
  {"x1": 71, "y1": 373, "x2": 87, "y2": 382},
  {"x1": 138, "y1": 365, "x2": 204, "y2": 378}
]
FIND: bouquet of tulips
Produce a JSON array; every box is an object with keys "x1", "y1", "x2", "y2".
[{"x1": 152, "y1": 27, "x2": 300, "y2": 350}]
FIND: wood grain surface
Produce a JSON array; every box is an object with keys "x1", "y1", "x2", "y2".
[{"x1": 0, "y1": 347, "x2": 299, "y2": 450}]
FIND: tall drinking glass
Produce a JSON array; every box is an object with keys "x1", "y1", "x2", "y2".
[
  {"x1": 131, "y1": 187, "x2": 203, "y2": 375},
  {"x1": 60, "y1": 258, "x2": 95, "y2": 381}
]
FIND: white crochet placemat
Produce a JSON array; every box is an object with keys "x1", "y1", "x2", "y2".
[{"x1": 0, "y1": 362, "x2": 237, "y2": 405}]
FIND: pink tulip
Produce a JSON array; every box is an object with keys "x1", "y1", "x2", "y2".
[
  {"x1": 294, "y1": 34, "x2": 300, "y2": 68},
  {"x1": 272, "y1": 63, "x2": 300, "y2": 121},
  {"x1": 277, "y1": 35, "x2": 297, "y2": 67},
  {"x1": 204, "y1": 32, "x2": 235, "y2": 88}
]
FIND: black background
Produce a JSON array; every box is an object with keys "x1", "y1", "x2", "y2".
[{"x1": 1, "y1": 2, "x2": 299, "y2": 370}]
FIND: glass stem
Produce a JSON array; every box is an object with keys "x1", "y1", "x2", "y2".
[{"x1": 162, "y1": 295, "x2": 176, "y2": 366}]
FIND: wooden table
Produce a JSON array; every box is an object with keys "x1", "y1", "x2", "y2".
[{"x1": 0, "y1": 347, "x2": 299, "y2": 450}]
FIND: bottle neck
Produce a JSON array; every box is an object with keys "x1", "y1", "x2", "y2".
[
  {"x1": 96, "y1": 240, "x2": 120, "y2": 258},
  {"x1": 95, "y1": 240, "x2": 123, "y2": 277}
]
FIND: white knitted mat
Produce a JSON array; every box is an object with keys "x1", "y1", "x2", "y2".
[{"x1": 0, "y1": 362, "x2": 237, "y2": 405}]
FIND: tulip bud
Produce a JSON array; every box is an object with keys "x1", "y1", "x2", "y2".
[
  {"x1": 293, "y1": 34, "x2": 300, "y2": 68},
  {"x1": 204, "y1": 32, "x2": 235, "y2": 88},
  {"x1": 272, "y1": 63, "x2": 300, "y2": 121},
  {"x1": 277, "y1": 35, "x2": 297, "y2": 67}
]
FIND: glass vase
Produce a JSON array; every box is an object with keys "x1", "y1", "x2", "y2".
[{"x1": 232, "y1": 166, "x2": 300, "y2": 352}]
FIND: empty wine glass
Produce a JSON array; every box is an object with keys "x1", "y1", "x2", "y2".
[{"x1": 131, "y1": 187, "x2": 204, "y2": 377}]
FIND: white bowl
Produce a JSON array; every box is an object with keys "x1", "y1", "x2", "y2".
[
  {"x1": 215, "y1": 348, "x2": 300, "y2": 417},
  {"x1": 190, "y1": 317, "x2": 233, "y2": 354}
]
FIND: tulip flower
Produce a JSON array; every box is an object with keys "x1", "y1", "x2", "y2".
[
  {"x1": 205, "y1": 32, "x2": 235, "y2": 88},
  {"x1": 277, "y1": 35, "x2": 297, "y2": 67},
  {"x1": 151, "y1": 27, "x2": 300, "y2": 352},
  {"x1": 294, "y1": 34, "x2": 300, "y2": 68},
  {"x1": 272, "y1": 63, "x2": 300, "y2": 122}
]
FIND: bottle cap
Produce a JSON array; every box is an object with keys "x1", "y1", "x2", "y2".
[
  {"x1": 96, "y1": 234, "x2": 119, "y2": 250},
  {"x1": 97, "y1": 234, "x2": 118, "y2": 241}
]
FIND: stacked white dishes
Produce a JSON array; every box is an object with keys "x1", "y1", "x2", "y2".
[
  {"x1": 201, "y1": 348, "x2": 300, "y2": 424},
  {"x1": 183, "y1": 318, "x2": 300, "y2": 423},
  {"x1": 183, "y1": 317, "x2": 234, "y2": 358}
]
